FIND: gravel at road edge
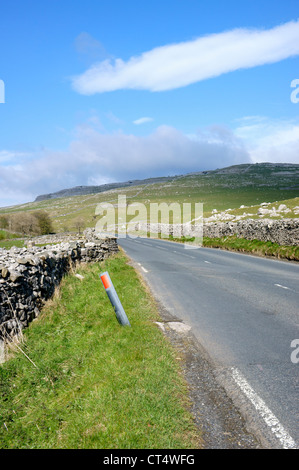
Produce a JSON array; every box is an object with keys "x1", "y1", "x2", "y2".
[{"x1": 156, "y1": 304, "x2": 262, "y2": 449}]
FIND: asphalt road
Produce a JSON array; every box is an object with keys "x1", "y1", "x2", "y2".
[{"x1": 118, "y1": 236, "x2": 299, "y2": 449}]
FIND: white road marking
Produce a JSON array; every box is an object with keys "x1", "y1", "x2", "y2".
[
  {"x1": 204, "y1": 261, "x2": 211, "y2": 264},
  {"x1": 172, "y1": 249, "x2": 195, "y2": 259},
  {"x1": 137, "y1": 262, "x2": 148, "y2": 273},
  {"x1": 231, "y1": 367, "x2": 297, "y2": 449},
  {"x1": 274, "y1": 284, "x2": 290, "y2": 290}
]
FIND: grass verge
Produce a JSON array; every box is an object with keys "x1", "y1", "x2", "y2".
[
  {"x1": 0, "y1": 252, "x2": 200, "y2": 449},
  {"x1": 202, "y1": 236, "x2": 299, "y2": 261},
  {"x1": 166, "y1": 234, "x2": 299, "y2": 261}
]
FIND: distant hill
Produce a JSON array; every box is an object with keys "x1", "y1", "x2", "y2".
[
  {"x1": 34, "y1": 162, "x2": 299, "y2": 202},
  {"x1": 1, "y1": 162, "x2": 298, "y2": 234},
  {"x1": 34, "y1": 175, "x2": 180, "y2": 202}
]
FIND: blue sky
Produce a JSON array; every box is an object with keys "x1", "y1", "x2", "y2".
[{"x1": 0, "y1": 0, "x2": 299, "y2": 206}]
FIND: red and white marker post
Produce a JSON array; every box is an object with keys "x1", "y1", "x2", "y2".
[{"x1": 100, "y1": 271, "x2": 131, "y2": 327}]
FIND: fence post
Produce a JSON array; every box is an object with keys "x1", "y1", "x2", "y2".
[{"x1": 100, "y1": 271, "x2": 131, "y2": 327}]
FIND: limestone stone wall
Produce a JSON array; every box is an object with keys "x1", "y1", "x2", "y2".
[
  {"x1": 0, "y1": 230, "x2": 118, "y2": 340},
  {"x1": 203, "y1": 218, "x2": 299, "y2": 246},
  {"x1": 136, "y1": 218, "x2": 299, "y2": 246}
]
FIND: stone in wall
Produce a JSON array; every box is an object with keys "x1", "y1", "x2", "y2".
[
  {"x1": 135, "y1": 218, "x2": 299, "y2": 246},
  {"x1": 203, "y1": 218, "x2": 299, "y2": 246},
  {"x1": 0, "y1": 231, "x2": 118, "y2": 340}
]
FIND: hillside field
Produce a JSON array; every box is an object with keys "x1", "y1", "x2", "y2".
[{"x1": 0, "y1": 163, "x2": 298, "y2": 234}]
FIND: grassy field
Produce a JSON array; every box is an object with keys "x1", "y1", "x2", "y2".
[
  {"x1": 0, "y1": 252, "x2": 200, "y2": 449},
  {"x1": 0, "y1": 230, "x2": 26, "y2": 249},
  {"x1": 0, "y1": 230, "x2": 21, "y2": 241},
  {"x1": 0, "y1": 163, "x2": 298, "y2": 233}
]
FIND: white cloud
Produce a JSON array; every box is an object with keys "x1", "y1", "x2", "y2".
[
  {"x1": 133, "y1": 117, "x2": 154, "y2": 125},
  {"x1": 2, "y1": 117, "x2": 299, "y2": 208},
  {"x1": 0, "y1": 124, "x2": 249, "y2": 206},
  {"x1": 0, "y1": 150, "x2": 31, "y2": 164},
  {"x1": 72, "y1": 19, "x2": 299, "y2": 94},
  {"x1": 234, "y1": 116, "x2": 299, "y2": 163}
]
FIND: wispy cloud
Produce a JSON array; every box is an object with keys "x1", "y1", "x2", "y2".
[
  {"x1": 0, "y1": 150, "x2": 32, "y2": 165},
  {"x1": 234, "y1": 116, "x2": 299, "y2": 163},
  {"x1": 72, "y1": 19, "x2": 299, "y2": 94},
  {"x1": 133, "y1": 117, "x2": 154, "y2": 125},
  {"x1": 74, "y1": 32, "x2": 109, "y2": 63}
]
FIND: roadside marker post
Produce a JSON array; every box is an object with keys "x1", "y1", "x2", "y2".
[{"x1": 100, "y1": 271, "x2": 131, "y2": 327}]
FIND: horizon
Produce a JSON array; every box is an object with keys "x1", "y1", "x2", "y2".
[
  {"x1": 1, "y1": 160, "x2": 298, "y2": 210},
  {"x1": 1, "y1": 0, "x2": 299, "y2": 206}
]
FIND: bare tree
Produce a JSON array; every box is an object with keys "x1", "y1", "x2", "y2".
[
  {"x1": 9, "y1": 213, "x2": 39, "y2": 236},
  {"x1": 73, "y1": 216, "x2": 85, "y2": 235}
]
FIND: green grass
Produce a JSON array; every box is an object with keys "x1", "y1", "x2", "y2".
[
  {"x1": 164, "y1": 234, "x2": 299, "y2": 261},
  {"x1": 0, "y1": 230, "x2": 26, "y2": 249},
  {"x1": 0, "y1": 239, "x2": 25, "y2": 249},
  {"x1": 202, "y1": 236, "x2": 299, "y2": 261},
  {"x1": 0, "y1": 163, "x2": 298, "y2": 233},
  {"x1": 0, "y1": 230, "x2": 20, "y2": 240},
  {"x1": 0, "y1": 252, "x2": 200, "y2": 449}
]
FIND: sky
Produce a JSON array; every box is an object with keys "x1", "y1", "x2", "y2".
[{"x1": 0, "y1": 0, "x2": 299, "y2": 206}]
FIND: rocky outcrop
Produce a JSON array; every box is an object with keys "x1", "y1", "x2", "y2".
[{"x1": 0, "y1": 231, "x2": 118, "y2": 340}]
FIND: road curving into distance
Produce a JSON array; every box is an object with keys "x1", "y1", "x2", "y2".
[{"x1": 118, "y1": 236, "x2": 299, "y2": 449}]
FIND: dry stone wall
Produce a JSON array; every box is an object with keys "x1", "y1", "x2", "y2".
[
  {"x1": 203, "y1": 218, "x2": 299, "y2": 246},
  {"x1": 1, "y1": 219, "x2": 298, "y2": 344},
  {"x1": 0, "y1": 230, "x2": 118, "y2": 340},
  {"x1": 137, "y1": 218, "x2": 299, "y2": 246}
]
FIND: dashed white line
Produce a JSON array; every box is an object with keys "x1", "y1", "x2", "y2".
[
  {"x1": 275, "y1": 284, "x2": 290, "y2": 290},
  {"x1": 231, "y1": 367, "x2": 297, "y2": 449},
  {"x1": 137, "y1": 263, "x2": 148, "y2": 273},
  {"x1": 204, "y1": 261, "x2": 211, "y2": 264},
  {"x1": 172, "y1": 250, "x2": 195, "y2": 259}
]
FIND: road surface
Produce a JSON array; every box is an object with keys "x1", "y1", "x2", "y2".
[{"x1": 119, "y1": 236, "x2": 299, "y2": 449}]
